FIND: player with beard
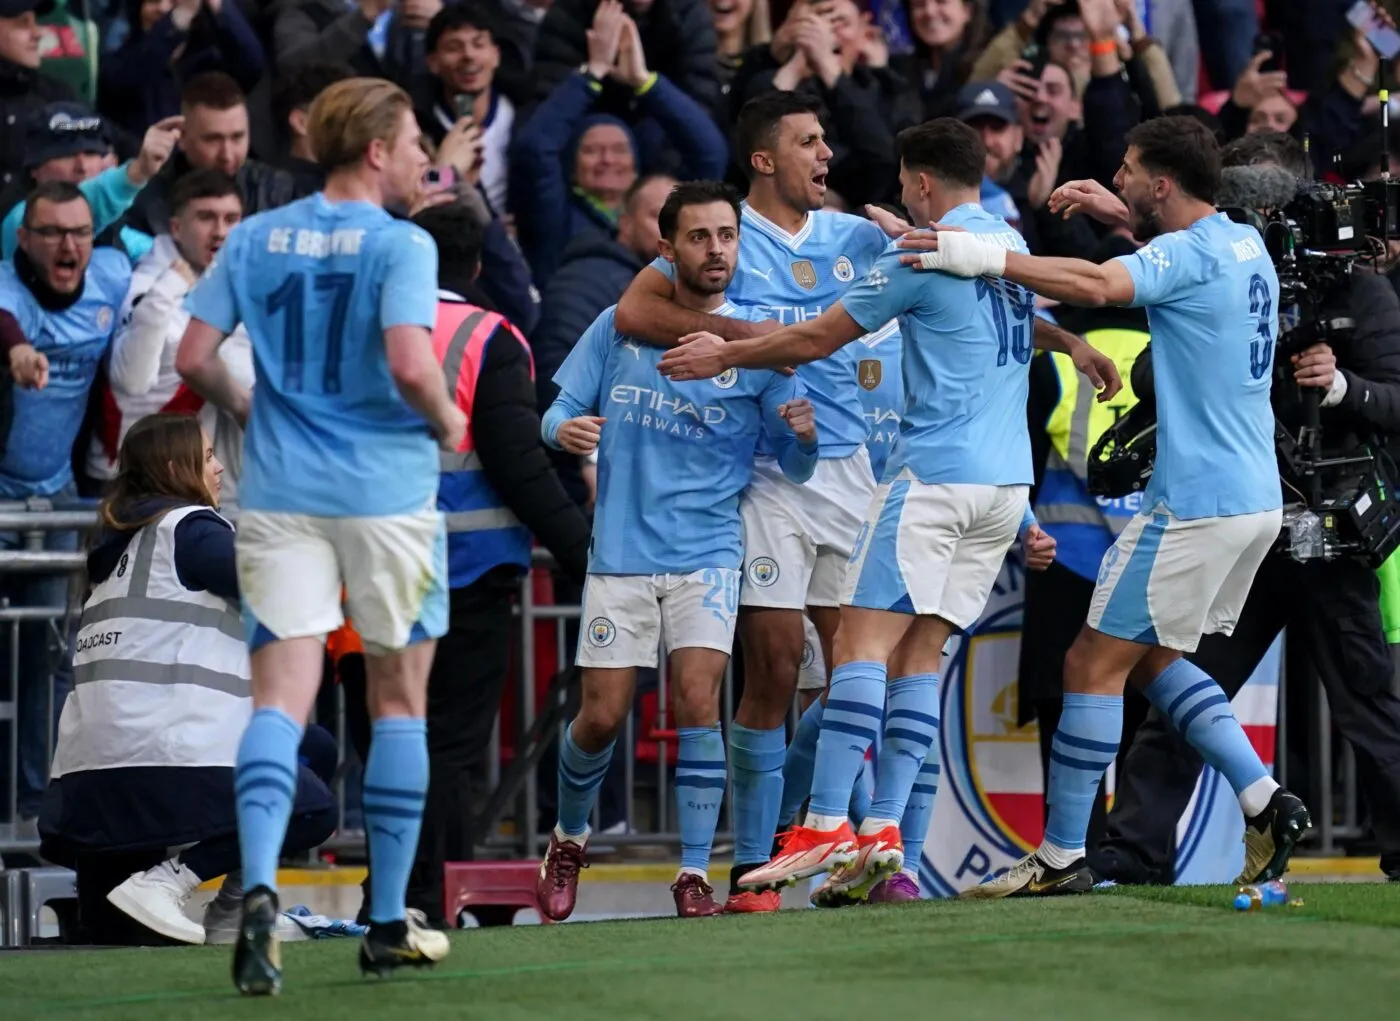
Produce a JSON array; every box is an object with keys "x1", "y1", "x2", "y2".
[
  {"x1": 535, "y1": 181, "x2": 819, "y2": 920},
  {"x1": 897, "y1": 115, "x2": 1312, "y2": 897},
  {"x1": 614, "y1": 90, "x2": 891, "y2": 913}
]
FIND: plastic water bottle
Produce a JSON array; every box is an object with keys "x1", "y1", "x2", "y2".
[{"x1": 1233, "y1": 879, "x2": 1289, "y2": 911}]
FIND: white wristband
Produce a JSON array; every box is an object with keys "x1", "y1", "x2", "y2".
[{"x1": 916, "y1": 232, "x2": 1007, "y2": 278}]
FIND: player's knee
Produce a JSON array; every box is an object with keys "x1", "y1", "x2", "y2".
[
  {"x1": 575, "y1": 683, "x2": 630, "y2": 747},
  {"x1": 670, "y1": 672, "x2": 722, "y2": 729}
]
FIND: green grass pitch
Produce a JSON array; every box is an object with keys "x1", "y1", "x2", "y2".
[{"x1": 5, "y1": 884, "x2": 1400, "y2": 1020}]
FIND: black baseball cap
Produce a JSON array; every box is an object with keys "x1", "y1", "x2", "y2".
[
  {"x1": 955, "y1": 81, "x2": 1019, "y2": 126},
  {"x1": 24, "y1": 102, "x2": 111, "y2": 170},
  {"x1": 0, "y1": 0, "x2": 57, "y2": 17}
]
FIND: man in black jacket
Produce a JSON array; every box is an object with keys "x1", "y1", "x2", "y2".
[
  {"x1": 1094, "y1": 132, "x2": 1400, "y2": 885},
  {"x1": 534, "y1": 172, "x2": 674, "y2": 508},
  {"x1": 123, "y1": 72, "x2": 295, "y2": 237},
  {"x1": 397, "y1": 200, "x2": 592, "y2": 926},
  {"x1": 0, "y1": 0, "x2": 74, "y2": 192}
]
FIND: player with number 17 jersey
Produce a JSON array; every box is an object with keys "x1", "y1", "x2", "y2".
[{"x1": 190, "y1": 197, "x2": 442, "y2": 520}]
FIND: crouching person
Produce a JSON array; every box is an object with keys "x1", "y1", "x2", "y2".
[{"x1": 37, "y1": 413, "x2": 340, "y2": 946}]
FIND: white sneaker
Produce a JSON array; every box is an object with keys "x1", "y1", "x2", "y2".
[
  {"x1": 203, "y1": 896, "x2": 310, "y2": 945},
  {"x1": 107, "y1": 859, "x2": 207, "y2": 944}
]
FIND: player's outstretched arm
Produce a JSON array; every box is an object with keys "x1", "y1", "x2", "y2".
[
  {"x1": 1032, "y1": 319, "x2": 1123, "y2": 401},
  {"x1": 385, "y1": 324, "x2": 467, "y2": 452},
  {"x1": 657, "y1": 304, "x2": 865, "y2": 380},
  {"x1": 895, "y1": 229, "x2": 1137, "y2": 308},
  {"x1": 613, "y1": 265, "x2": 776, "y2": 347},
  {"x1": 177, "y1": 318, "x2": 251, "y2": 426}
]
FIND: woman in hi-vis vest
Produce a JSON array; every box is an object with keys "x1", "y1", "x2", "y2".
[{"x1": 38, "y1": 414, "x2": 341, "y2": 947}]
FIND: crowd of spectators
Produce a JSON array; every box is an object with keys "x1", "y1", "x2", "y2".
[{"x1": 2, "y1": 0, "x2": 1400, "y2": 841}]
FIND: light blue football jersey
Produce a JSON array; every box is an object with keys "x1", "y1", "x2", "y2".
[
  {"x1": 856, "y1": 319, "x2": 903, "y2": 481},
  {"x1": 185, "y1": 194, "x2": 441, "y2": 518},
  {"x1": 841, "y1": 202, "x2": 1034, "y2": 487},
  {"x1": 649, "y1": 203, "x2": 888, "y2": 459},
  {"x1": 0, "y1": 248, "x2": 129, "y2": 497},
  {"x1": 549, "y1": 303, "x2": 817, "y2": 575},
  {"x1": 1115, "y1": 212, "x2": 1281, "y2": 519}
]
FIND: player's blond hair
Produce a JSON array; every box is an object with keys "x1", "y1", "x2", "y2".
[{"x1": 306, "y1": 77, "x2": 414, "y2": 174}]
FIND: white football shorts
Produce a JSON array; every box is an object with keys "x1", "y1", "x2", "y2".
[
  {"x1": 236, "y1": 509, "x2": 448, "y2": 655},
  {"x1": 843, "y1": 471, "x2": 1028, "y2": 629},
  {"x1": 740, "y1": 449, "x2": 875, "y2": 610},
  {"x1": 797, "y1": 612, "x2": 828, "y2": 691},
  {"x1": 576, "y1": 568, "x2": 741, "y2": 669},
  {"x1": 1087, "y1": 504, "x2": 1281, "y2": 652}
]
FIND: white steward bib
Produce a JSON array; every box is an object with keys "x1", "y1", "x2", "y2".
[{"x1": 52, "y1": 505, "x2": 252, "y2": 776}]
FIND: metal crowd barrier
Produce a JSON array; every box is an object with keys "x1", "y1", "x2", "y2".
[{"x1": 0, "y1": 501, "x2": 1384, "y2": 862}]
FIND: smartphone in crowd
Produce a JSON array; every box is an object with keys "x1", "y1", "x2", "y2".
[
  {"x1": 1348, "y1": 1, "x2": 1400, "y2": 61},
  {"x1": 1253, "y1": 31, "x2": 1286, "y2": 73}
]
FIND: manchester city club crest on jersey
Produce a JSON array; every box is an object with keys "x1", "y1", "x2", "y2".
[
  {"x1": 858, "y1": 359, "x2": 881, "y2": 391},
  {"x1": 834, "y1": 255, "x2": 854, "y2": 282},
  {"x1": 714, "y1": 367, "x2": 738, "y2": 390},
  {"x1": 747, "y1": 556, "x2": 779, "y2": 586},
  {"x1": 96, "y1": 306, "x2": 112, "y2": 330},
  {"x1": 791, "y1": 260, "x2": 818, "y2": 290},
  {"x1": 587, "y1": 617, "x2": 616, "y2": 647}
]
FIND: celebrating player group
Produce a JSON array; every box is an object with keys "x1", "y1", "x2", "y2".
[
  {"x1": 540, "y1": 99, "x2": 1311, "y2": 915},
  {"x1": 175, "y1": 68, "x2": 1312, "y2": 995}
]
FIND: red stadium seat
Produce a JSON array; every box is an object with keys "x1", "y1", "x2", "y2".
[{"x1": 443, "y1": 860, "x2": 551, "y2": 927}]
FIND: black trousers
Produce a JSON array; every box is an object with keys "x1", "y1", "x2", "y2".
[
  {"x1": 343, "y1": 571, "x2": 518, "y2": 924},
  {"x1": 1100, "y1": 553, "x2": 1400, "y2": 881}
]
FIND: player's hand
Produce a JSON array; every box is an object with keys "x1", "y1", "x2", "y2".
[
  {"x1": 1021, "y1": 523, "x2": 1057, "y2": 571},
  {"x1": 896, "y1": 226, "x2": 1004, "y2": 278},
  {"x1": 780, "y1": 397, "x2": 816, "y2": 443},
  {"x1": 1070, "y1": 340, "x2": 1123, "y2": 402},
  {"x1": 657, "y1": 331, "x2": 729, "y2": 381},
  {"x1": 558, "y1": 415, "x2": 606, "y2": 455},
  {"x1": 436, "y1": 404, "x2": 468, "y2": 453},
  {"x1": 9, "y1": 344, "x2": 48, "y2": 390},
  {"x1": 1048, "y1": 178, "x2": 1129, "y2": 228},
  {"x1": 1292, "y1": 343, "x2": 1337, "y2": 390},
  {"x1": 131, "y1": 115, "x2": 183, "y2": 186},
  {"x1": 865, "y1": 203, "x2": 912, "y2": 238}
]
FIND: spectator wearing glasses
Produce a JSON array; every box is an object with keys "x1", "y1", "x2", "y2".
[{"x1": 0, "y1": 181, "x2": 131, "y2": 832}]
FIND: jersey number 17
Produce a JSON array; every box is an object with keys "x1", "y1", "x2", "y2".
[{"x1": 264, "y1": 271, "x2": 356, "y2": 395}]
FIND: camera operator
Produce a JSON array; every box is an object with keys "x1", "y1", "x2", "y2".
[{"x1": 1093, "y1": 130, "x2": 1400, "y2": 886}]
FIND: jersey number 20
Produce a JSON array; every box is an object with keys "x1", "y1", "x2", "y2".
[
  {"x1": 976, "y1": 278, "x2": 1034, "y2": 366},
  {"x1": 264, "y1": 271, "x2": 356, "y2": 394}
]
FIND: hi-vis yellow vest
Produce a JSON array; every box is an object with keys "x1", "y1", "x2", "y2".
[{"x1": 1036, "y1": 327, "x2": 1150, "y2": 581}]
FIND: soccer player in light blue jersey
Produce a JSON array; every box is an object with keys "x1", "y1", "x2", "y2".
[
  {"x1": 660, "y1": 118, "x2": 1111, "y2": 901},
  {"x1": 533, "y1": 181, "x2": 819, "y2": 920},
  {"x1": 176, "y1": 79, "x2": 463, "y2": 991},
  {"x1": 614, "y1": 92, "x2": 894, "y2": 911},
  {"x1": 899, "y1": 115, "x2": 1311, "y2": 896}
]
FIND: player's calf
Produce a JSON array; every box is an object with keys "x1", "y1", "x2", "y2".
[
  {"x1": 670, "y1": 648, "x2": 730, "y2": 917},
  {"x1": 537, "y1": 666, "x2": 634, "y2": 921}
]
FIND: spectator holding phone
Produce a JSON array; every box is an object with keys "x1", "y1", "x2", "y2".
[{"x1": 414, "y1": 4, "x2": 513, "y2": 215}]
